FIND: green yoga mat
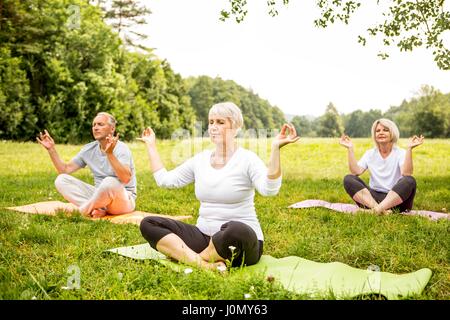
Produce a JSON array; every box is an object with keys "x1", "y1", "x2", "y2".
[{"x1": 105, "y1": 243, "x2": 432, "y2": 300}]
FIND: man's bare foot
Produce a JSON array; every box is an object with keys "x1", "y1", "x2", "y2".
[
  {"x1": 91, "y1": 208, "x2": 107, "y2": 218},
  {"x1": 80, "y1": 211, "x2": 91, "y2": 218}
]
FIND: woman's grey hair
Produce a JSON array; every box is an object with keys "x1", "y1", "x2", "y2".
[
  {"x1": 96, "y1": 112, "x2": 117, "y2": 128},
  {"x1": 208, "y1": 102, "x2": 244, "y2": 130},
  {"x1": 371, "y1": 118, "x2": 400, "y2": 145}
]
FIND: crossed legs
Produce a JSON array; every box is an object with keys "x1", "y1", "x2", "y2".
[
  {"x1": 343, "y1": 174, "x2": 416, "y2": 214},
  {"x1": 155, "y1": 233, "x2": 225, "y2": 271},
  {"x1": 139, "y1": 217, "x2": 263, "y2": 271},
  {"x1": 54, "y1": 173, "x2": 135, "y2": 217}
]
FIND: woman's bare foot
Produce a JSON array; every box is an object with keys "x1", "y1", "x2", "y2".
[
  {"x1": 361, "y1": 205, "x2": 391, "y2": 215},
  {"x1": 197, "y1": 258, "x2": 227, "y2": 273},
  {"x1": 213, "y1": 261, "x2": 227, "y2": 273},
  {"x1": 360, "y1": 207, "x2": 392, "y2": 215},
  {"x1": 373, "y1": 205, "x2": 392, "y2": 215}
]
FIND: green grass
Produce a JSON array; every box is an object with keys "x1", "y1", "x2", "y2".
[{"x1": 0, "y1": 138, "x2": 449, "y2": 300}]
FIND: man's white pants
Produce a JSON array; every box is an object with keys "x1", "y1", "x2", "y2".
[{"x1": 55, "y1": 174, "x2": 135, "y2": 215}]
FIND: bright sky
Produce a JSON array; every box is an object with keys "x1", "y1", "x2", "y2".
[{"x1": 139, "y1": 0, "x2": 450, "y2": 117}]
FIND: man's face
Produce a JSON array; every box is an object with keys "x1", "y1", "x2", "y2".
[{"x1": 92, "y1": 115, "x2": 115, "y2": 141}]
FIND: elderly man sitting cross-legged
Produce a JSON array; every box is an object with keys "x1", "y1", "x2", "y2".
[{"x1": 37, "y1": 112, "x2": 137, "y2": 218}]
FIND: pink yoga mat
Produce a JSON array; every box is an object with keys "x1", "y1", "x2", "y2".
[{"x1": 289, "y1": 200, "x2": 449, "y2": 221}]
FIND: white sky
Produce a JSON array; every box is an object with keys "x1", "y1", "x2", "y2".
[{"x1": 138, "y1": 0, "x2": 450, "y2": 117}]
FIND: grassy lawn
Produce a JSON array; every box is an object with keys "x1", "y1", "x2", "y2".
[{"x1": 0, "y1": 138, "x2": 449, "y2": 300}]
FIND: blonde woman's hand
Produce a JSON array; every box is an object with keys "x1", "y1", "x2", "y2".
[
  {"x1": 339, "y1": 134, "x2": 353, "y2": 149},
  {"x1": 408, "y1": 135, "x2": 424, "y2": 149}
]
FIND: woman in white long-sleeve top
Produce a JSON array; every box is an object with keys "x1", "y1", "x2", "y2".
[
  {"x1": 137, "y1": 102, "x2": 299, "y2": 271},
  {"x1": 340, "y1": 118, "x2": 424, "y2": 214}
]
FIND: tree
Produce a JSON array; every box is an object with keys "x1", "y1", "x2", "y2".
[
  {"x1": 291, "y1": 115, "x2": 315, "y2": 137},
  {"x1": 102, "y1": 0, "x2": 152, "y2": 50},
  {"x1": 317, "y1": 102, "x2": 344, "y2": 137},
  {"x1": 270, "y1": 105, "x2": 288, "y2": 130},
  {"x1": 186, "y1": 75, "x2": 285, "y2": 133},
  {"x1": 343, "y1": 110, "x2": 364, "y2": 137},
  {"x1": 383, "y1": 100, "x2": 415, "y2": 138},
  {"x1": 221, "y1": 0, "x2": 450, "y2": 70},
  {"x1": 0, "y1": 0, "x2": 193, "y2": 142},
  {"x1": 185, "y1": 76, "x2": 215, "y2": 129},
  {"x1": 410, "y1": 85, "x2": 449, "y2": 137},
  {"x1": 383, "y1": 85, "x2": 450, "y2": 138},
  {"x1": 344, "y1": 109, "x2": 383, "y2": 137},
  {"x1": 0, "y1": 48, "x2": 32, "y2": 139}
]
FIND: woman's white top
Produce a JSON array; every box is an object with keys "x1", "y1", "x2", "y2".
[
  {"x1": 357, "y1": 146, "x2": 406, "y2": 193},
  {"x1": 153, "y1": 147, "x2": 281, "y2": 240}
]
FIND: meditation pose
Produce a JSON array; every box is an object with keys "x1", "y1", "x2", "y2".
[
  {"x1": 340, "y1": 118, "x2": 424, "y2": 214},
  {"x1": 37, "y1": 112, "x2": 137, "y2": 218},
  {"x1": 138, "y1": 102, "x2": 299, "y2": 271}
]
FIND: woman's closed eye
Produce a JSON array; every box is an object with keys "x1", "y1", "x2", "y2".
[{"x1": 209, "y1": 120, "x2": 226, "y2": 125}]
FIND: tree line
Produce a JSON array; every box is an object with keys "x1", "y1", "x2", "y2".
[
  {"x1": 0, "y1": 1, "x2": 448, "y2": 142},
  {"x1": 291, "y1": 85, "x2": 450, "y2": 138},
  {"x1": 0, "y1": 0, "x2": 286, "y2": 143}
]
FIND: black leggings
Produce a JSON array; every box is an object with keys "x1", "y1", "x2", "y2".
[
  {"x1": 139, "y1": 217, "x2": 263, "y2": 267},
  {"x1": 343, "y1": 174, "x2": 416, "y2": 212}
]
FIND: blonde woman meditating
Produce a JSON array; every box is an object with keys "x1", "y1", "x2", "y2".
[
  {"x1": 137, "y1": 102, "x2": 299, "y2": 271},
  {"x1": 340, "y1": 118, "x2": 424, "y2": 214}
]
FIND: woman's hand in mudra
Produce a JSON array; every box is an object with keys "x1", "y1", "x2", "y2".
[
  {"x1": 137, "y1": 127, "x2": 157, "y2": 147},
  {"x1": 339, "y1": 134, "x2": 353, "y2": 149},
  {"x1": 408, "y1": 135, "x2": 424, "y2": 149},
  {"x1": 272, "y1": 123, "x2": 300, "y2": 149}
]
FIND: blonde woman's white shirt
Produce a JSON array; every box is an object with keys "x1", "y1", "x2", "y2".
[
  {"x1": 357, "y1": 146, "x2": 406, "y2": 193},
  {"x1": 153, "y1": 147, "x2": 281, "y2": 241}
]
